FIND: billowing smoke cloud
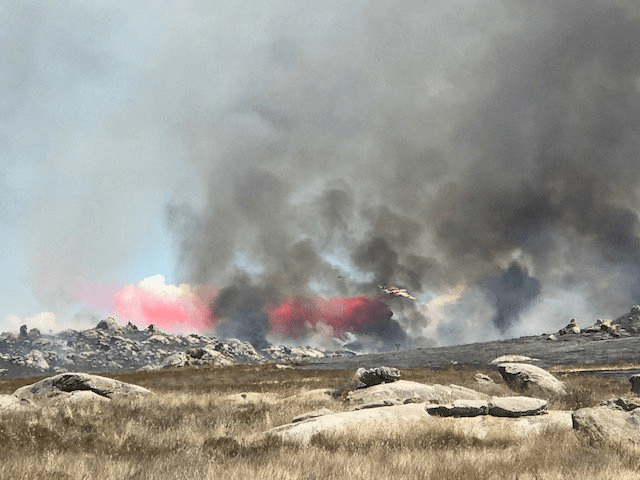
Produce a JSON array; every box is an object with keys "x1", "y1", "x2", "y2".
[
  {"x1": 480, "y1": 263, "x2": 542, "y2": 333},
  {"x1": 160, "y1": 0, "x2": 640, "y2": 347},
  {"x1": 7, "y1": 1, "x2": 640, "y2": 347}
]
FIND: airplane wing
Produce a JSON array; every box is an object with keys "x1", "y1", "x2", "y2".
[{"x1": 395, "y1": 290, "x2": 416, "y2": 300}]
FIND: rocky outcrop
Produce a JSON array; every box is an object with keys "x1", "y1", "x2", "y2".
[
  {"x1": 344, "y1": 380, "x2": 490, "y2": 407},
  {"x1": 572, "y1": 406, "x2": 640, "y2": 443},
  {"x1": 161, "y1": 345, "x2": 234, "y2": 369},
  {"x1": 356, "y1": 366, "x2": 401, "y2": 386},
  {"x1": 0, "y1": 317, "x2": 357, "y2": 377},
  {"x1": 613, "y1": 305, "x2": 640, "y2": 333},
  {"x1": 262, "y1": 345, "x2": 326, "y2": 361},
  {"x1": 13, "y1": 372, "x2": 151, "y2": 405},
  {"x1": 558, "y1": 319, "x2": 581, "y2": 335},
  {"x1": 213, "y1": 339, "x2": 264, "y2": 364},
  {"x1": 497, "y1": 363, "x2": 566, "y2": 395},
  {"x1": 582, "y1": 319, "x2": 619, "y2": 335},
  {"x1": 630, "y1": 375, "x2": 640, "y2": 394}
]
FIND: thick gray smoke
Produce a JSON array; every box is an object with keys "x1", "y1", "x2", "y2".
[
  {"x1": 164, "y1": 0, "x2": 640, "y2": 347},
  {"x1": 481, "y1": 263, "x2": 542, "y2": 334},
  {"x1": 211, "y1": 275, "x2": 278, "y2": 349},
  {"x1": 7, "y1": 1, "x2": 639, "y2": 345}
]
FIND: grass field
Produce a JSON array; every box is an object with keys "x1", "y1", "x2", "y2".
[{"x1": 0, "y1": 364, "x2": 638, "y2": 479}]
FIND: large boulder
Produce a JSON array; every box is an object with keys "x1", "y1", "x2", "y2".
[
  {"x1": 356, "y1": 366, "x2": 401, "y2": 386},
  {"x1": 266, "y1": 403, "x2": 429, "y2": 445},
  {"x1": 344, "y1": 380, "x2": 489, "y2": 406},
  {"x1": 13, "y1": 372, "x2": 151, "y2": 404},
  {"x1": 497, "y1": 363, "x2": 566, "y2": 395},
  {"x1": 630, "y1": 375, "x2": 640, "y2": 394},
  {"x1": 265, "y1": 403, "x2": 572, "y2": 445},
  {"x1": 572, "y1": 406, "x2": 640, "y2": 443}
]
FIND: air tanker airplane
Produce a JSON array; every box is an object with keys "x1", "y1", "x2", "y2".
[{"x1": 378, "y1": 284, "x2": 416, "y2": 300}]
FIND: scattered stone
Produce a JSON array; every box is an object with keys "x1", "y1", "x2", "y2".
[
  {"x1": 546, "y1": 334, "x2": 557, "y2": 341},
  {"x1": 497, "y1": 363, "x2": 566, "y2": 395},
  {"x1": 630, "y1": 374, "x2": 640, "y2": 394},
  {"x1": 572, "y1": 406, "x2": 640, "y2": 443},
  {"x1": 356, "y1": 366, "x2": 401, "y2": 386},
  {"x1": 488, "y1": 396, "x2": 547, "y2": 417},
  {"x1": 490, "y1": 355, "x2": 536, "y2": 365},
  {"x1": 558, "y1": 319, "x2": 581, "y2": 335}
]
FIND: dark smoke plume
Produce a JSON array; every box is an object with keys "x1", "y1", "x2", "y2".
[
  {"x1": 164, "y1": 1, "x2": 640, "y2": 347},
  {"x1": 481, "y1": 263, "x2": 542, "y2": 333}
]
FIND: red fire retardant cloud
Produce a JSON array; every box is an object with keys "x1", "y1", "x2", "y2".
[
  {"x1": 113, "y1": 285, "x2": 213, "y2": 334},
  {"x1": 266, "y1": 296, "x2": 391, "y2": 339}
]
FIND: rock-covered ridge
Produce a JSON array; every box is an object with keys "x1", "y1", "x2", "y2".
[{"x1": 0, "y1": 317, "x2": 352, "y2": 378}]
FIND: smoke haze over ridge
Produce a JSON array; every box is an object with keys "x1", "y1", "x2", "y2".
[{"x1": 3, "y1": 1, "x2": 640, "y2": 348}]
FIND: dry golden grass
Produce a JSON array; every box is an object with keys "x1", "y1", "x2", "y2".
[{"x1": 0, "y1": 364, "x2": 637, "y2": 479}]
